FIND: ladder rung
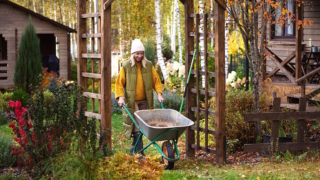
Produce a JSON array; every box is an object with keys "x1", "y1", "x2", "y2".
[
  {"x1": 82, "y1": 53, "x2": 101, "y2": 59},
  {"x1": 83, "y1": 92, "x2": 101, "y2": 99},
  {"x1": 81, "y1": 12, "x2": 101, "y2": 18},
  {"x1": 190, "y1": 107, "x2": 215, "y2": 116},
  {"x1": 82, "y1": 72, "x2": 101, "y2": 79},
  {"x1": 189, "y1": 32, "x2": 215, "y2": 39},
  {"x1": 85, "y1": 111, "x2": 101, "y2": 119},
  {"x1": 191, "y1": 70, "x2": 215, "y2": 78},
  {"x1": 189, "y1": 51, "x2": 215, "y2": 58},
  {"x1": 82, "y1": 33, "x2": 102, "y2": 38},
  {"x1": 190, "y1": 88, "x2": 215, "y2": 97}
]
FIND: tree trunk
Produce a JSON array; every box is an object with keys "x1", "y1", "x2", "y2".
[
  {"x1": 175, "y1": 0, "x2": 182, "y2": 66},
  {"x1": 199, "y1": 0, "x2": 205, "y2": 87},
  {"x1": 155, "y1": 0, "x2": 168, "y2": 79},
  {"x1": 54, "y1": 0, "x2": 57, "y2": 21},
  {"x1": 171, "y1": 0, "x2": 176, "y2": 54},
  {"x1": 42, "y1": 0, "x2": 45, "y2": 15},
  {"x1": 33, "y1": 0, "x2": 36, "y2": 12}
]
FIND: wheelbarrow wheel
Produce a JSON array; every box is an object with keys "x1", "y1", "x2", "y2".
[{"x1": 161, "y1": 141, "x2": 175, "y2": 170}]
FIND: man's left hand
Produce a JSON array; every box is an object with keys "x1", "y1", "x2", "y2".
[{"x1": 158, "y1": 93, "x2": 164, "y2": 103}]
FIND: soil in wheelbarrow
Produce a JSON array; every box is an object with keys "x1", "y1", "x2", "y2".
[{"x1": 146, "y1": 119, "x2": 181, "y2": 127}]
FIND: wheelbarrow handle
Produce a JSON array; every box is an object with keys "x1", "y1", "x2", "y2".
[
  {"x1": 161, "y1": 102, "x2": 164, "y2": 109},
  {"x1": 122, "y1": 104, "x2": 141, "y2": 133}
]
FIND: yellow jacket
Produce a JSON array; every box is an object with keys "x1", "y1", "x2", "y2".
[{"x1": 115, "y1": 62, "x2": 162, "y2": 101}]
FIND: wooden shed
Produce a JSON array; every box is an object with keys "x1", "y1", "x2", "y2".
[{"x1": 0, "y1": 0, "x2": 76, "y2": 89}]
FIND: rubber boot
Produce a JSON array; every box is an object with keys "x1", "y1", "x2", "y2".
[{"x1": 130, "y1": 132, "x2": 145, "y2": 157}]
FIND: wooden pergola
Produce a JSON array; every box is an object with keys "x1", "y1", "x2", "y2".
[{"x1": 77, "y1": 0, "x2": 226, "y2": 164}]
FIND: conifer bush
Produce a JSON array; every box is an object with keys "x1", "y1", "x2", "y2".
[{"x1": 14, "y1": 16, "x2": 42, "y2": 93}]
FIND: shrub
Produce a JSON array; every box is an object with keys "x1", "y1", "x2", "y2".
[
  {"x1": 0, "y1": 111, "x2": 10, "y2": 125},
  {"x1": 32, "y1": 90, "x2": 55, "y2": 107},
  {"x1": 0, "y1": 132, "x2": 16, "y2": 167},
  {"x1": 14, "y1": 16, "x2": 42, "y2": 93},
  {"x1": 0, "y1": 92, "x2": 13, "y2": 111},
  {"x1": 200, "y1": 89, "x2": 271, "y2": 152},
  {"x1": 11, "y1": 89, "x2": 29, "y2": 107},
  {"x1": 154, "y1": 90, "x2": 183, "y2": 111},
  {"x1": 70, "y1": 61, "x2": 77, "y2": 81}
]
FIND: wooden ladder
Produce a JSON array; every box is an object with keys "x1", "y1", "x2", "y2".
[{"x1": 77, "y1": 0, "x2": 112, "y2": 148}]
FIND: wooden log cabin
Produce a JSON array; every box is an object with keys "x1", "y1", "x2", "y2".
[
  {"x1": 0, "y1": 0, "x2": 76, "y2": 89},
  {"x1": 262, "y1": 0, "x2": 320, "y2": 109}
]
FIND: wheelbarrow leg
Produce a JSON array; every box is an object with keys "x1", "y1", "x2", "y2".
[{"x1": 130, "y1": 132, "x2": 145, "y2": 156}]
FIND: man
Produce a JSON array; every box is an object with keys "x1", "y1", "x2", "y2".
[{"x1": 115, "y1": 39, "x2": 164, "y2": 156}]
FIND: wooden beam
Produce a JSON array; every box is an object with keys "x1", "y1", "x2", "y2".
[
  {"x1": 83, "y1": 92, "x2": 102, "y2": 99},
  {"x1": 244, "y1": 111, "x2": 320, "y2": 121},
  {"x1": 103, "y1": 0, "x2": 115, "y2": 10},
  {"x1": 266, "y1": 51, "x2": 295, "y2": 78},
  {"x1": 191, "y1": 144, "x2": 216, "y2": 154},
  {"x1": 190, "y1": 125, "x2": 215, "y2": 135},
  {"x1": 81, "y1": 12, "x2": 101, "y2": 18},
  {"x1": 189, "y1": 51, "x2": 215, "y2": 58},
  {"x1": 82, "y1": 33, "x2": 102, "y2": 38},
  {"x1": 215, "y1": 0, "x2": 226, "y2": 10},
  {"x1": 184, "y1": 0, "x2": 195, "y2": 158},
  {"x1": 244, "y1": 142, "x2": 320, "y2": 152},
  {"x1": 190, "y1": 107, "x2": 215, "y2": 116},
  {"x1": 101, "y1": 0, "x2": 112, "y2": 149},
  {"x1": 82, "y1": 53, "x2": 101, "y2": 58},
  {"x1": 271, "y1": 98, "x2": 280, "y2": 151},
  {"x1": 191, "y1": 70, "x2": 215, "y2": 77},
  {"x1": 296, "y1": 66, "x2": 320, "y2": 84},
  {"x1": 189, "y1": 32, "x2": 215, "y2": 39},
  {"x1": 82, "y1": 72, "x2": 101, "y2": 79},
  {"x1": 190, "y1": 88, "x2": 215, "y2": 97},
  {"x1": 296, "y1": 1, "x2": 303, "y2": 81},
  {"x1": 77, "y1": 0, "x2": 87, "y2": 95},
  {"x1": 85, "y1": 111, "x2": 101, "y2": 119},
  {"x1": 264, "y1": 48, "x2": 296, "y2": 84},
  {"x1": 189, "y1": 14, "x2": 215, "y2": 19},
  {"x1": 215, "y1": 2, "x2": 226, "y2": 165}
]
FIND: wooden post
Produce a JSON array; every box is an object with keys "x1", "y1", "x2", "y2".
[
  {"x1": 77, "y1": 0, "x2": 87, "y2": 93},
  {"x1": 215, "y1": 1, "x2": 226, "y2": 165},
  {"x1": 301, "y1": 80, "x2": 306, "y2": 97},
  {"x1": 271, "y1": 98, "x2": 280, "y2": 151},
  {"x1": 183, "y1": 0, "x2": 195, "y2": 158},
  {"x1": 295, "y1": 1, "x2": 303, "y2": 82},
  {"x1": 196, "y1": 14, "x2": 200, "y2": 151},
  {"x1": 101, "y1": 0, "x2": 112, "y2": 149},
  {"x1": 204, "y1": 14, "x2": 209, "y2": 152},
  {"x1": 297, "y1": 98, "x2": 307, "y2": 143}
]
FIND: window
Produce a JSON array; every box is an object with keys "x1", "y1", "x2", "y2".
[
  {"x1": 0, "y1": 34, "x2": 8, "y2": 60},
  {"x1": 272, "y1": 0, "x2": 295, "y2": 38}
]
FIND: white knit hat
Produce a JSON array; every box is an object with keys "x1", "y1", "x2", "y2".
[{"x1": 131, "y1": 39, "x2": 145, "y2": 54}]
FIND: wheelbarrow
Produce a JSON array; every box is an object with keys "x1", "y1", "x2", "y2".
[{"x1": 122, "y1": 103, "x2": 194, "y2": 170}]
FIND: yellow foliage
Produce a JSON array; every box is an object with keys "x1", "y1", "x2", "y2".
[
  {"x1": 228, "y1": 31, "x2": 245, "y2": 56},
  {"x1": 42, "y1": 67, "x2": 61, "y2": 90},
  {"x1": 99, "y1": 152, "x2": 164, "y2": 179}
]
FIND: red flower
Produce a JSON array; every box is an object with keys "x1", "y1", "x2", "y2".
[
  {"x1": 9, "y1": 122, "x2": 15, "y2": 128},
  {"x1": 15, "y1": 101, "x2": 21, "y2": 109},
  {"x1": 28, "y1": 121, "x2": 33, "y2": 128},
  {"x1": 76, "y1": 112, "x2": 78, "y2": 117},
  {"x1": 9, "y1": 100, "x2": 15, "y2": 108}
]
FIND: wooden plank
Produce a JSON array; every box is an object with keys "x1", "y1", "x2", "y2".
[
  {"x1": 189, "y1": 14, "x2": 215, "y2": 19},
  {"x1": 190, "y1": 125, "x2": 215, "y2": 135},
  {"x1": 82, "y1": 33, "x2": 102, "y2": 38},
  {"x1": 190, "y1": 51, "x2": 214, "y2": 58},
  {"x1": 91, "y1": 17, "x2": 95, "y2": 113},
  {"x1": 264, "y1": 48, "x2": 296, "y2": 84},
  {"x1": 85, "y1": 111, "x2": 101, "y2": 119},
  {"x1": 196, "y1": 14, "x2": 200, "y2": 152},
  {"x1": 83, "y1": 92, "x2": 102, "y2": 99},
  {"x1": 190, "y1": 88, "x2": 215, "y2": 97},
  {"x1": 191, "y1": 107, "x2": 215, "y2": 116},
  {"x1": 244, "y1": 142, "x2": 320, "y2": 152},
  {"x1": 266, "y1": 51, "x2": 296, "y2": 78},
  {"x1": 271, "y1": 98, "x2": 280, "y2": 151},
  {"x1": 103, "y1": 0, "x2": 115, "y2": 10},
  {"x1": 184, "y1": 0, "x2": 195, "y2": 158},
  {"x1": 81, "y1": 12, "x2": 101, "y2": 18},
  {"x1": 215, "y1": 2, "x2": 226, "y2": 165},
  {"x1": 82, "y1": 53, "x2": 101, "y2": 58},
  {"x1": 191, "y1": 144, "x2": 216, "y2": 153},
  {"x1": 189, "y1": 32, "x2": 215, "y2": 39},
  {"x1": 297, "y1": 98, "x2": 307, "y2": 143},
  {"x1": 244, "y1": 111, "x2": 320, "y2": 121},
  {"x1": 82, "y1": 72, "x2": 101, "y2": 79},
  {"x1": 191, "y1": 70, "x2": 215, "y2": 77},
  {"x1": 101, "y1": 0, "x2": 112, "y2": 149},
  {"x1": 215, "y1": 0, "x2": 226, "y2": 10},
  {"x1": 296, "y1": 66, "x2": 320, "y2": 83},
  {"x1": 296, "y1": 1, "x2": 303, "y2": 81},
  {"x1": 204, "y1": 14, "x2": 209, "y2": 153},
  {"x1": 98, "y1": 15, "x2": 102, "y2": 115}
]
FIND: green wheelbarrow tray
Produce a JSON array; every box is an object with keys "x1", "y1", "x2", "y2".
[{"x1": 122, "y1": 104, "x2": 194, "y2": 163}]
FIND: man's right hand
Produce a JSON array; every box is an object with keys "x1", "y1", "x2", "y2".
[{"x1": 118, "y1": 97, "x2": 125, "y2": 107}]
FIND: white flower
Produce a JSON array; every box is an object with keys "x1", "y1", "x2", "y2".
[
  {"x1": 231, "y1": 71, "x2": 236, "y2": 76},
  {"x1": 237, "y1": 78, "x2": 241, "y2": 84},
  {"x1": 172, "y1": 61, "x2": 180, "y2": 72},
  {"x1": 178, "y1": 65, "x2": 185, "y2": 78},
  {"x1": 166, "y1": 63, "x2": 173, "y2": 75}
]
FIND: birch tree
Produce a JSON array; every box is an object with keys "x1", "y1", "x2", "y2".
[
  {"x1": 175, "y1": 0, "x2": 183, "y2": 66},
  {"x1": 171, "y1": 0, "x2": 176, "y2": 54},
  {"x1": 155, "y1": 0, "x2": 168, "y2": 79},
  {"x1": 199, "y1": 0, "x2": 205, "y2": 87}
]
